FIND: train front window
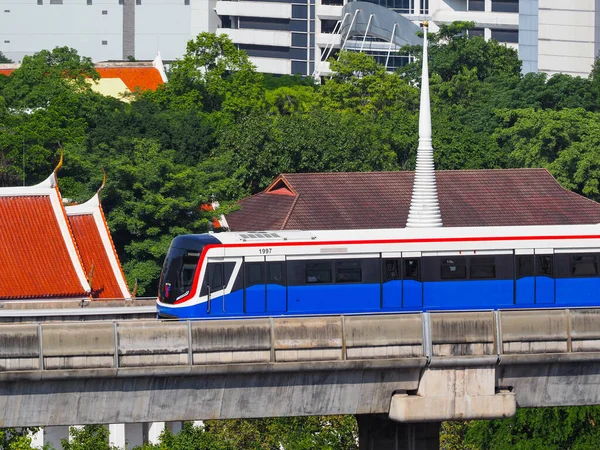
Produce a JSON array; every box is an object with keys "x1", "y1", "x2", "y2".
[{"x1": 158, "y1": 248, "x2": 201, "y2": 304}]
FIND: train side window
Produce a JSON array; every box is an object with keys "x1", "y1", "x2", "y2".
[
  {"x1": 517, "y1": 255, "x2": 533, "y2": 278},
  {"x1": 335, "y1": 260, "x2": 361, "y2": 283},
  {"x1": 571, "y1": 254, "x2": 597, "y2": 276},
  {"x1": 470, "y1": 256, "x2": 496, "y2": 279},
  {"x1": 201, "y1": 263, "x2": 224, "y2": 295},
  {"x1": 231, "y1": 262, "x2": 243, "y2": 292},
  {"x1": 246, "y1": 262, "x2": 264, "y2": 287},
  {"x1": 441, "y1": 258, "x2": 466, "y2": 280},
  {"x1": 287, "y1": 260, "x2": 305, "y2": 286},
  {"x1": 404, "y1": 259, "x2": 420, "y2": 280},
  {"x1": 536, "y1": 255, "x2": 553, "y2": 276},
  {"x1": 267, "y1": 262, "x2": 286, "y2": 285},
  {"x1": 383, "y1": 259, "x2": 401, "y2": 282},
  {"x1": 306, "y1": 261, "x2": 332, "y2": 284},
  {"x1": 223, "y1": 262, "x2": 235, "y2": 288}
]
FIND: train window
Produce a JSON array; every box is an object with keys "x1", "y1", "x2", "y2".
[
  {"x1": 246, "y1": 262, "x2": 264, "y2": 287},
  {"x1": 267, "y1": 262, "x2": 286, "y2": 285},
  {"x1": 231, "y1": 262, "x2": 243, "y2": 292},
  {"x1": 536, "y1": 255, "x2": 553, "y2": 276},
  {"x1": 571, "y1": 254, "x2": 597, "y2": 276},
  {"x1": 383, "y1": 259, "x2": 401, "y2": 282},
  {"x1": 470, "y1": 256, "x2": 496, "y2": 279},
  {"x1": 306, "y1": 261, "x2": 332, "y2": 284},
  {"x1": 404, "y1": 259, "x2": 420, "y2": 280},
  {"x1": 517, "y1": 255, "x2": 534, "y2": 277},
  {"x1": 179, "y1": 251, "x2": 200, "y2": 293},
  {"x1": 287, "y1": 260, "x2": 305, "y2": 285},
  {"x1": 208, "y1": 264, "x2": 224, "y2": 291},
  {"x1": 441, "y1": 258, "x2": 466, "y2": 280},
  {"x1": 335, "y1": 260, "x2": 362, "y2": 283},
  {"x1": 223, "y1": 262, "x2": 235, "y2": 288}
]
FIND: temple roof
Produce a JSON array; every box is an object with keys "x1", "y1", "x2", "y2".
[
  {"x1": 225, "y1": 169, "x2": 600, "y2": 231},
  {"x1": 0, "y1": 173, "x2": 130, "y2": 300}
]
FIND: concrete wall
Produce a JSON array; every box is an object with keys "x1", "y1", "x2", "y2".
[{"x1": 2, "y1": 310, "x2": 600, "y2": 426}]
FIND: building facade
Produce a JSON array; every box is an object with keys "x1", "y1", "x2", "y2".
[{"x1": 0, "y1": 0, "x2": 598, "y2": 77}]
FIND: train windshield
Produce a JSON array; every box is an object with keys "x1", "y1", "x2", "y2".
[{"x1": 158, "y1": 235, "x2": 220, "y2": 304}]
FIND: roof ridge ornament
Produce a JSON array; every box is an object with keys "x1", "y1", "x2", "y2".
[
  {"x1": 406, "y1": 21, "x2": 443, "y2": 228},
  {"x1": 53, "y1": 145, "x2": 64, "y2": 175}
]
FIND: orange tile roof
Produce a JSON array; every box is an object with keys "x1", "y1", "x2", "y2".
[
  {"x1": 68, "y1": 212, "x2": 128, "y2": 299},
  {"x1": 0, "y1": 178, "x2": 90, "y2": 299},
  {"x1": 0, "y1": 69, "x2": 13, "y2": 76},
  {"x1": 95, "y1": 67, "x2": 163, "y2": 92}
]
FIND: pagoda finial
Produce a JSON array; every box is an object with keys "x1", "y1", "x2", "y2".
[
  {"x1": 98, "y1": 168, "x2": 107, "y2": 195},
  {"x1": 406, "y1": 22, "x2": 443, "y2": 228},
  {"x1": 53, "y1": 145, "x2": 64, "y2": 175}
]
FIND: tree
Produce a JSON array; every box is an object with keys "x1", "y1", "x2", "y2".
[
  {"x1": 61, "y1": 425, "x2": 118, "y2": 450},
  {"x1": 0, "y1": 51, "x2": 12, "y2": 64},
  {"x1": 398, "y1": 21, "x2": 521, "y2": 83},
  {"x1": 0, "y1": 428, "x2": 38, "y2": 450}
]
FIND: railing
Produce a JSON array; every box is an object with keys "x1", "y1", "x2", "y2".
[{"x1": 1, "y1": 309, "x2": 600, "y2": 377}]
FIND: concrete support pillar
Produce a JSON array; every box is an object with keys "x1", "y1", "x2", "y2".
[
  {"x1": 147, "y1": 422, "x2": 165, "y2": 444},
  {"x1": 166, "y1": 421, "x2": 183, "y2": 434},
  {"x1": 44, "y1": 426, "x2": 70, "y2": 450},
  {"x1": 109, "y1": 424, "x2": 126, "y2": 449},
  {"x1": 357, "y1": 415, "x2": 440, "y2": 450},
  {"x1": 30, "y1": 428, "x2": 44, "y2": 449}
]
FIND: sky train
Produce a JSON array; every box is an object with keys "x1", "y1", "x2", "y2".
[{"x1": 156, "y1": 225, "x2": 600, "y2": 319}]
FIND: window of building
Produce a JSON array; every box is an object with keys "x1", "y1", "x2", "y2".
[
  {"x1": 320, "y1": 19, "x2": 338, "y2": 34},
  {"x1": 136, "y1": 0, "x2": 141, "y2": 5},
  {"x1": 87, "y1": 0, "x2": 93, "y2": 4},
  {"x1": 420, "y1": 0, "x2": 429, "y2": 14},
  {"x1": 50, "y1": 0, "x2": 63, "y2": 4},
  {"x1": 184, "y1": 0, "x2": 190, "y2": 4},
  {"x1": 102, "y1": 40, "x2": 108, "y2": 45},
  {"x1": 37, "y1": 0, "x2": 43, "y2": 4},
  {"x1": 492, "y1": 0, "x2": 518, "y2": 13},
  {"x1": 102, "y1": 10, "x2": 108, "y2": 14},
  {"x1": 468, "y1": 0, "x2": 484, "y2": 11},
  {"x1": 321, "y1": 0, "x2": 342, "y2": 5},
  {"x1": 119, "y1": 0, "x2": 123, "y2": 4},
  {"x1": 3, "y1": 40, "x2": 9, "y2": 44},
  {"x1": 291, "y1": 5, "x2": 307, "y2": 19},
  {"x1": 4, "y1": 10, "x2": 10, "y2": 13},
  {"x1": 468, "y1": 28, "x2": 485, "y2": 38},
  {"x1": 491, "y1": 28, "x2": 518, "y2": 43}
]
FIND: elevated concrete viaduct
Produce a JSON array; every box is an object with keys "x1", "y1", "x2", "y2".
[{"x1": 1, "y1": 309, "x2": 600, "y2": 449}]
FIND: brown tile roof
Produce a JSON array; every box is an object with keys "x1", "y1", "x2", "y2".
[
  {"x1": 67, "y1": 195, "x2": 130, "y2": 300},
  {"x1": 226, "y1": 169, "x2": 600, "y2": 231},
  {"x1": 0, "y1": 177, "x2": 90, "y2": 299}
]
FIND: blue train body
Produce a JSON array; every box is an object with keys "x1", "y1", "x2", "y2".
[{"x1": 156, "y1": 227, "x2": 600, "y2": 319}]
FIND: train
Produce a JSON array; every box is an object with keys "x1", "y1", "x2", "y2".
[{"x1": 156, "y1": 224, "x2": 600, "y2": 319}]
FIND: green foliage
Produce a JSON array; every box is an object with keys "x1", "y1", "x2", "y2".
[
  {"x1": 0, "y1": 51, "x2": 12, "y2": 64},
  {"x1": 0, "y1": 428, "x2": 39, "y2": 450},
  {"x1": 61, "y1": 425, "x2": 118, "y2": 450}
]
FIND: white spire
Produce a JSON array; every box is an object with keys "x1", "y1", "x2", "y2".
[
  {"x1": 406, "y1": 22, "x2": 443, "y2": 228},
  {"x1": 153, "y1": 51, "x2": 168, "y2": 83}
]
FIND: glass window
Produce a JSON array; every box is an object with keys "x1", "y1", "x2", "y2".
[
  {"x1": 470, "y1": 256, "x2": 496, "y2": 279},
  {"x1": 517, "y1": 255, "x2": 534, "y2": 277},
  {"x1": 306, "y1": 261, "x2": 332, "y2": 284},
  {"x1": 383, "y1": 259, "x2": 401, "y2": 282},
  {"x1": 246, "y1": 263, "x2": 264, "y2": 287},
  {"x1": 441, "y1": 258, "x2": 467, "y2": 280},
  {"x1": 572, "y1": 255, "x2": 598, "y2": 276},
  {"x1": 536, "y1": 255, "x2": 553, "y2": 276},
  {"x1": 468, "y1": 0, "x2": 484, "y2": 11},
  {"x1": 491, "y1": 29, "x2": 518, "y2": 43},
  {"x1": 492, "y1": 0, "x2": 518, "y2": 13},
  {"x1": 404, "y1": 259, "x2": 419, "y2": 280},
  {"x1": 267, "y1": 262, "x2": 285, "y2": 285},
  {"x1": 335, "y1": 260, "x2": 362, "y2": 283}
]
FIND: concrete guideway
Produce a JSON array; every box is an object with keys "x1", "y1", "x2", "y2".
[{"x1": 2, "y1": 309, "x2": 600, "y2": 448}]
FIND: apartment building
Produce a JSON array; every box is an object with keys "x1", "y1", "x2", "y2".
[{"x1": 0, "y1": 0, "x2": 598, "y2": 77}]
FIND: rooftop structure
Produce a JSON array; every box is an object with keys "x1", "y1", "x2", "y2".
[
  {"x1": 225, "y1": 169, "x2": 600, "y2": 232},
  {"x1": 0, "y1": 167, "x2": 130, "y2": 300}
]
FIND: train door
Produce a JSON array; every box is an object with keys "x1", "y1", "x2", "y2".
[
  {"x1": 223, "y1": 258, "x2": 243, "y2": 314},
  {"x1": 382, "y1": 253, "x2": 402, "y2": 309},
  {"x1": 402, "y1": 252, "x2": 422, "y2": 309},
  {"x1": 535, "y1": 249, "x2": 555, "y2": 304},
  {"x1": 245, "y1": 256, "x2": 266, "y2": 314},
  {"x1": 205, "y1": 258, "x2": 225, "y2": 315},
  {"x1": 266, "y1": 256, "x2": 286, "y2": 313},
  {"x1": 515, "y1": 249, "x2": 534, "y2": 305}
]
